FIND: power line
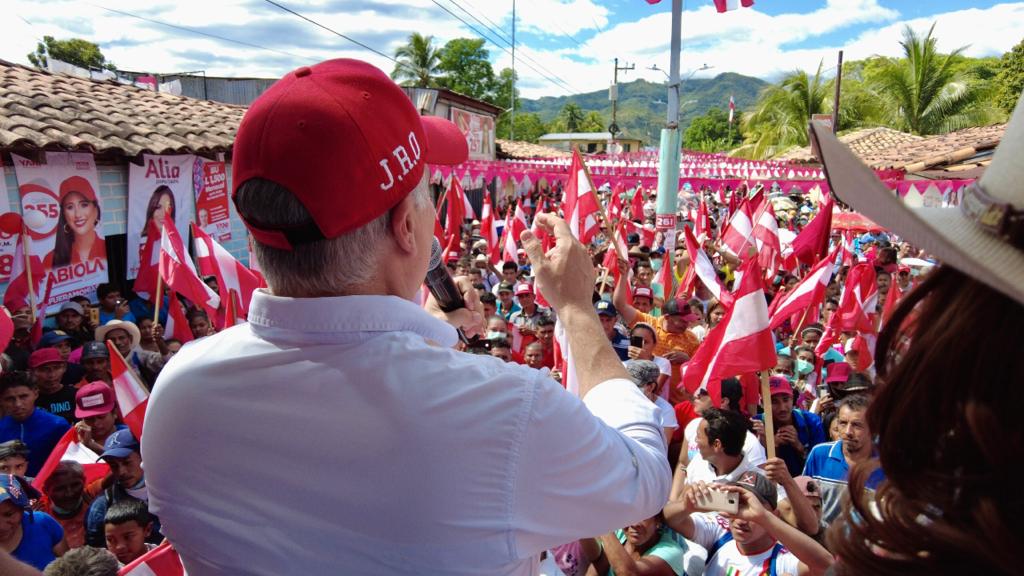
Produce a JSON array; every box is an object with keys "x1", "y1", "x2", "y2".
[
  {"x1": 91, "y1": 4, "x2": 308, "y2": 61},
  {"x1": 522, "y1": 0, "x2": 584, "y2": 46},
  {"x1": 455, "y1": 0, "x2": 514, "y2": 46},
  {"x1": 262, "y1": 0, "x2": 400, "y2": 66},
  {"x1": 431, "y1": 0, "x2": 579, "y2": 95},
  {"x1": 445, "y1": 0, "x2": 580, "y2": 94}
]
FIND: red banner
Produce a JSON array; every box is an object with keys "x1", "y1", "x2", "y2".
[{"x1": 193, "y1": 158, "x2": 232, "y2": 242}]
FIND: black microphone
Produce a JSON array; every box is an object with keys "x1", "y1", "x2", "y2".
[{"x1": 426, "y1": 237, "x2": 466, "y2": 313}]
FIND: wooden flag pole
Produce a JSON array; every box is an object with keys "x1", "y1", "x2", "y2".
[
  {"x1": 760, "y1": 371, "x2": 776, "y2": 460},
  {"x1": 22, "y1": 224, "x2": 37, "y2": 324},
  {"x1": 152, "y1": 274, "x2": 163, "y2": 325},
  {"x1": 597, "y1": 266, "x2": 611, "y2": 296}
]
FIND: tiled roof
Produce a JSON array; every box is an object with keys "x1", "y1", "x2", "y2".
[
  {"x1": 496, "y1": 138, "x2": 570, "y2": 159},
  {"x1": 776, "y1": 123, "x2": 1005, "y2": 170},
  {"x1": 0, "y1": 60, "x2": 244, "y2": 158}
]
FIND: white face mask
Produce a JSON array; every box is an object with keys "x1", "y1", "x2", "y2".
[{"x1": 126, "y1": 480, "x2": 148, "y2": 502}]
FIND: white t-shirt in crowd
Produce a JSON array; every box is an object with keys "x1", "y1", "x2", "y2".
[
  {"x1": 683, "y1": 418, "x2": 766, "y2": 467},
  {"x1": 690, "y1": 514, "x2": 801, "y2": 576},
  {"x1": 654, "y1": 396, "x2": 678, "y2": 431}
]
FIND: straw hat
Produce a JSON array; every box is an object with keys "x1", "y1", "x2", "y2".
[
  {"x1": 809, "y1": 91, "x2": 1024, "y2": 305},
  {"x1": 94, "y1": 319, "x2": 142, "y2": 350}
]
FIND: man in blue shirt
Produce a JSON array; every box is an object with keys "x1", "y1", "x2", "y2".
[
  {"x1": 755, "y1": 376, "x2": 826, "y2": 477},
  {"x1": 0, "y1": 371, "x2": 71, "y2": 476},
  {"x1": 595, "y1": 301, "x2": 630, "y2": 361},
  {"x1": 803, "y1": 393, "x2": 883, "y2": 525}
]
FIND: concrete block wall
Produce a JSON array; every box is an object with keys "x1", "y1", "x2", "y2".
[{"x1": 1, "y1": 162, "x2": 252, "y2": 299}]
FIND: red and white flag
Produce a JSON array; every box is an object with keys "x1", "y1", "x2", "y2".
[
  {"x1": 562, "y1": 149, "x2": 602, "y2": 244},
  {"x1": 653, "y1": 231, "x2": 676, "y2": 298},
  {"x1": 714, "y1": 0, "x2": 754, "y2": 13},
  {"x1": 720, "y1": 198, "x2": 754, "y2": 258},
  {"x1": 119, "y1": 541, "x2": 186, "y2": 576},
  {"x1": 789, "y1": 197, "x2": 834, "y2": 267},
  {"x1": 443, "y1": 176, "x2": 466, "y2": 249},
  {"x1": 160, "y1": 220, "x2": 220, "y2": 320},
  {"x1": 480, "y1": 192, "x2": 500, "y2": 264},
  {"x1": 608, "y1": 182, "x2": 625, "y2": 223},
  {"x1": 2, "y1": 232, "x2": 47, "y2": 314},
  {"x1": 163, "y1": 291, "x2": 193, "y2": 344},
  {"x1": 768, "y1": 251, "x2": 835, "y2": 329},
  {"x1": 728, "y1": 95, "x2": 736, "y2": 124},
  {"x1": 681, "y1": 224, "x2": 734, "y2": 308},
  {"x1": 835, "y1": 262, "x2": 879, "y2": 333},
  {"x1": 32, "y1": 428, "x2": 109, "y2": 491},
  {"x1": 628, "y1": 185, "x2": 645, "y2": 221},
  {"x1": 134, "y1": 220, "x2": 161, "y2": 302},
  {"x1": 601, "y1": 219, "x2": 631, "y2": 281},
  {"x1": 192, "y1": 225, "x2": 261, "y2": 317},
  {"x1": 107, "y1": 341, "x2": 149, "y2": 441},
  {"x1": 500, "y1": 209, "x2": 518, "y2": 264},
  {"x1": 751, "y1": 201, "x2": 781, "y2": 280},
  {"x1": 512, "y1": 203, "x2": 530, "y2": 243},
  {"x1": 682, "y1": 257, "x2": 775, "y2": 397}
]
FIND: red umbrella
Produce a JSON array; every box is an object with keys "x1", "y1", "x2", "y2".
[{"x1": 831, "y1": 208, "x2": 885, "y2": 233}]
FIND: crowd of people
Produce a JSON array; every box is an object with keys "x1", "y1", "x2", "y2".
[{"x1": 0, "y1": 58, "x2": 1021, "y2": 575}]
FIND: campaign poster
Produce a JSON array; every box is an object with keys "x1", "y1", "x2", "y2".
[
  {"x1": 451, "y1": 107, "x2": 495, "y2": 161},
  {"x1": 127, "y1": 154, "x2": 195, "y2": 279},
  {"x1": 11, "y1": 152, "x2": 108, "y2": 310},
  {"x1": 193, "y1": 157, "x2": 232, "y2": 242},
  {"x1": 0, "y1": 173, "x2": 18, "y2": 283}
]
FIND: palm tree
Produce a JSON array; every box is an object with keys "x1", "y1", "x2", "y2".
[
  {"x1": 391, "y1": 33, "x2": 441, "y2": 88},
  {"x1": 556, "y1": 102, "x2": 586, "y2": 132},
  {"x1": 735, "y1": 62, "x2": 832, "y2": 159},
  {"x1": 873, "y1": 24, "x2": 997, "y2": 135}
]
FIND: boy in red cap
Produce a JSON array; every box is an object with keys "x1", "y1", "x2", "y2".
[{"x1": 29, "y1": 348, "x2": 78, "y2": 424}]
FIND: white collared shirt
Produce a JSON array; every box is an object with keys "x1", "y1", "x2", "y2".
[{"x1": 144, "y1": 291, "x2": 670, "y2": 576}]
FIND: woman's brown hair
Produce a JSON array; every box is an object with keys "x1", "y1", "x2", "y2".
[{"x1": 829, "y1": 265, "x2": 1024, "y2": 574}]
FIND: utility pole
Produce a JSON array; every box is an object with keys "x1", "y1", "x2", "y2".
[
  {"x1": 609, "y1": 57, "x2": 634, "y2": 140},
  {"x1": 510, "y1": 0, "x2": 516, "y2": 140},
  {"x1": 832, "y1": 49, "x2": 843, "y2": 134},
  {"x1": 655, "y1": 0, "x2": 683, "y2": 235}
]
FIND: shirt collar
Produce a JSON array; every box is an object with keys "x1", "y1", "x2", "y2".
[
  {"x1": 247, "y1": 290, "x2": 457, "y2": 346},
  {"x1": 828, "y1": 441, "x2": 846, "y2": 462}
]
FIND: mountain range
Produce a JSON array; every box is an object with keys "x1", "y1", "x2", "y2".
[{"x1": 519, "y1": 72, "x2": 768, "y2": 145}]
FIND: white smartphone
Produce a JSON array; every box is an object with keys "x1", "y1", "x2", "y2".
[{"x1": 695, "y1": 489, "x2": 740, "y2": 515}]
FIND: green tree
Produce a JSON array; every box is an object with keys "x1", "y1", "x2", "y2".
[
  {"x1": 872, "y1": 24, "x2": 997, "y2": 135},
  {"x1": 497, "y1": 112, "x2": 549, "y2": 142},
  {"x1": 491, "y1": 67, "x2": 519, "y2": 111},
  {"x1": 683, "y1": 107, "x2": 742, "y2": 151},
  {"x1": 554, "y1": 102, "x2": 586, "y2": 132},
  {"x1": 391, "y1": 32, "x2": 442, "y2": 87},
  {"x1": 995, "y1": 38, "x2": 1024, "y2": 114},
  {"x1": 27, "y1": 36, "x2": 115, "y2": 70},
  {"x1": 736, "y1": 62, "x2": 831, "y2": 159},
  {"x1": 437, "y1": 38, "x2": 497, "y2": 101},
  {"x1": 580, "y1": 111, "x2": 606, "y2": 133}
]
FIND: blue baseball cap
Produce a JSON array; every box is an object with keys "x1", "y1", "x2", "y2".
[
  {"x1": 0, "y1": 474, "x2": 40, "y2": 509},
  {"x1": 100, "y1": 429, "x2": 140, "y2": 460},
  {"x1": 594, "y1": 300, "x2": 618, "y2": 317},
  {"x1": 39, "y1": 330, "x2": 73, "y2": 348}
]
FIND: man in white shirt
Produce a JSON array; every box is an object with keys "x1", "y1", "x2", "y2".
[
  {"x1": 142, "y1": 58, "x2": 670, "y2": 576},
  {"x1": 625, "y1": 359, "x2": 677, "y2": 443}
]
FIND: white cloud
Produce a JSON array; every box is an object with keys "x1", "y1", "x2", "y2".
[{"x1": 0, "y1": 1, "x2": 1021, "y2": 100}]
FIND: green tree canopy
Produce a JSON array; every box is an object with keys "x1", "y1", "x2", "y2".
[
  {"x1": 28, "y1": 36, "x2": 115, "y2": 70},
  {"x1": 736, "y1": 62, "x2": 831, "y2": 159},
  {"x1": 553, "y1": 102, "x2": 586, "y2": 132},
  {"x1": 580, "y1": 111, "x2": 607, "y2": 133},
  {"x1": 497, "y1": 112, "x2": 549, "y2": 142},
  {"x1": 683, "y1": 107, "x2": 742, "y2": 152},
  {"x1": 437, "y1": 38, "x2": 497, "y2": 101},
  {"x1": 995, "y1": 37, "x2": 1024, "y2": 114},
  {"x1": 873, "y1": 23, "x2": 998, "y2": 135},
  {"x1": 391, "y1": 32, "x2": 442, "y2": 88}
]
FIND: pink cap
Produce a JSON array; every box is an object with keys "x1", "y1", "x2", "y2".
[
  {"x1": 75, "y1": 382, "x2": 115, "y2": 418},
  {"x1": 28, "y1": 348, "x2": 63, "y2": 369},
  {"x1": 633, "y1": 286, "x2": 653, "y2": 300},
  {"x1": 515, "y1": 282, "x2": 534, "y2": 296}
]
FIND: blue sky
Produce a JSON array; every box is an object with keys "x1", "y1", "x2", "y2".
[{"x1": 1, "y1": 1, "x2": 1022, "y2": 99}]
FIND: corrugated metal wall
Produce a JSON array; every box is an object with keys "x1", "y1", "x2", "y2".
[{"x1": 161, "y1": 76, "x2": 277, "y2": 106}]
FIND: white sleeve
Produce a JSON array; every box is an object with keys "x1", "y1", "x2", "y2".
[
  {"x1": 743, "y1": 431, "x2": 767, "y2": 466},
  {"x1": 690, "y1": 513, "x2": 728, "y2": 550},
  {"x1": 655, "y1": 397, "x2": 678, "y2": 430},
  {"x1": 654, "y1": 356, "x2": 672, "y2": 376},
  {"x1": 512, "y1": 374, "x2": 671, "y2": 557},
  {"x1": 775, "y1": 551, "x2": 802, "y2": 575}
]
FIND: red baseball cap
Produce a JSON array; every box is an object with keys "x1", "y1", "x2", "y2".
[
  {"x1": 826, "y1": 362, "x2": 852, "y2": 384},
  {"x1": 633, "y1": 286, "x2": 653, "y2": 300},
  {"x1": 515, "y1": 282, "x2": 534, "y2": 296},
  {"x1": 59, "y1": 175, "x2": 97, "y2": 204},
  {"x1": 768, "y1": 375, "x2": 793, "y2": 396},
  {"x1": 75, "y1": 381, "x2": 116, "y2": 419},
  {"x1": 28, "y1": 348, "x2": 63, "y2": 369},
  {"x1": 232, "y1": 59, "x2": 469, "y2": 250}
]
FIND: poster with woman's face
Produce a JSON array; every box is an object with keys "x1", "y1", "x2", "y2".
[
  {"x1": 11, "y1": 152, "x2": 108, "y2": 312},
  {"x1": 127, "y1": 154, "x2": 195, "y2": 279}
]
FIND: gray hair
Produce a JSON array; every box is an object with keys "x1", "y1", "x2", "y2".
[
  {"x1": 43, "y1": 460, "x2": 85, "y2": 491},
  {"x1": 43, "y1": 546, "x2": 119, "y2": 576},
  {"x1": 235, "y1": 176, "x2": 432, "y2": 296},
  {"x1": 625, "y1": 359, "x2": 661, "y2": 387}
]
